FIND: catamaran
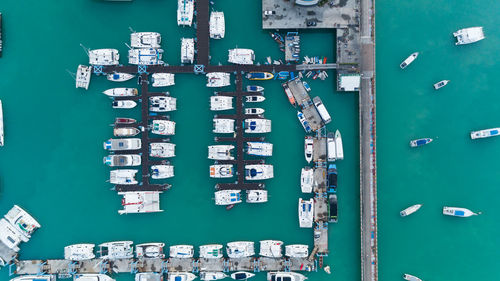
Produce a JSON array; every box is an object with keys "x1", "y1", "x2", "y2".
[
  {"x1": 118, "y1": 192, "x2": 163, "y2": 214},
  {"x1": 208, "y1": 145, "x2": 235, "y2": 160},
  {"x1": 103, "y1": 155, "x2": 141, "y2": 167},
  {"x1": 76, "y1": 65, "x2": 92, "y2": 89},
  {"x1": 470, "y1": 127, "x2": 500, "y2": 139},
  {"x1": 199, "y1": 244, "x2": 224, "y2": 259},
  {"x1": 88, "y1": 49, "x2": 120, "y2": 66},
  {"x1": 209, "y1": 12, "x2": 225, "y2": 39},
  {"x1": 136, "y1": 273, "x2": 163, "y2": 281},
  {"x1": 112, "y1": 100, "x2": 137, "y2": 109},
  {"x1": 259, "y1": 240, "x2": 283, "y2": 258},
  {"x1": 151, "y1": 120, "x2": 176, "y2": 135},
  {"x1": 97, "y1": 241, "x2": 134, "y2": 259},
  {"x1": 267, "y1": 272, "x2": 306, "y2": 281},
  {"x1": 152, "y1": 73, "x2": 175, "y2": 87},
  {"x1": 246, "y1": 72, "x2": 274, "y2": 80},
  {"x1": 200, "y1": 272, "x2": 227, "y2": 281},
  {"x1": 246, "y1": 142, "x2": 273, "y2": 156},
  {"x1": 215, "y1": 190, "x2": 242, "y2": 206},
  {"x1": 168, "y1": 272, "x2": 197, "y2": 281},
  {"x1": 170, "y1": 245, "x2": 194, "y2": 258},
  {"x1": 230, "y1": 272, "x2": 255, "y2": 280},
  {"x1": 114, "y1": 127, "x2": 140, "y2": 137},
  {"x1": 285, "y1": 244, "x2": 309, "y2": 258},
  {"x1": 400, "y1": 52, "x2": 419, "y2": 69},
  {"x1": 107, "y1": 72, "x2": 134, "y2": 82},
  {"x1": 64, "y1": 244, "x2": 95, "y2": 261},
  {"x1": 110, "y1": 169, "x2": 138, "y2": 185},
  {"x1": 128, "y1": 48, "x2": 164, "y2": 65},
  {"x1": 443, "y1": 206, "x2": 479, "y2": 217},
  {"x1": 244, "y1": 119, "x2": 271, "y2": 133},
  {"x1": 453, "y1": 27, "x2": 485, "y2": 45},
  {"x1": 246, "y1": 190, "x2": 268, "y2": 203},
  {"x1": 149, "y1": 96, "x2": 177, "y2": 112},
  {"x1": 103, "y1": 138, "x2": 141, "y2": 151},
  {"x1": 304, "y1": 136, "x2": 313, "y2": 163},
  {"x1": 433, "y1": 80, "x2": 449, "y2": 90},
  {"x1": 335, "y1": 130, "x2": 344, "y2": 160},
  {"x1": 213, "y1": 119, "x2": 235, "y2": 134},
  {"x1": 151, "y1": 165, "x2": 174, "y2": 179},
  {"x1": 410, "y1": 138, "x2": 433, "y2": 147},
  {"x1": 228, "y1": 48, "x2": 255, "y2": 65},
  {"x1": 210, "y1": 164, "x2": 234, "y2": 178},
  {"x1": 180, "y1": 38, "x2": 195, "y2": 64},
  {"x1": 300, "y1": 167, "x2": 314, "y2": 193},
  {"x1": 150, "y1": 142, "x2": 176, "y2": 158},
  {"x1": 400, "y1": 204, "x2": 422, "y2": 217},
  {"x1": 227, "y1": 241, "x2": 255, "y2": 258},
  {"x1": 207, "y1": 72, "x2": 231, "y2": 87},
  {"x1": 245, "y1": 165, "x2": 274, "y2": 180},
  {"x1": 298, "y1": 198, "x2": 314, "y2": 228},
  {"x1": 210, "y1": 96, "x2": 233, "y2": 111},
  {"x1": 130, "y1": 32, "x2": 161, "y2": 49},
  {"x1": 177, "y1": 0, "x2": 194, "y2": 26}
]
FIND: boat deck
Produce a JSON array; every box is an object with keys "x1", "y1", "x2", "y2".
[
  {"x1": 313, "y1": 167, "x2": 327, "y2": 193},
  {"x1": 312, "y1": 137, "x2": 327, "y2": 163},
  {"x1": 286, "y1": 79, "x2": 324, "y2": 132}
]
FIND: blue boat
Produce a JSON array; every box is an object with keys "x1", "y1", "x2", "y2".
[
  {"x1": 327, "y1": 164, "x2": 337, "y2": 193},
  {"x1": 246, "y1": 72, "x2": 274, "y2": 80},
  {"x1": 409, "y1": 138, "x2": 433, "y2": 147},
  {"x1": 246, "y1": 85, "x2": 264, "y2": 92},
  {"x1": 277, "y1": 71, "x2": 289, "y2": 80},
  {"x1": 297, "y1": 111, "x2": 311, "y2": 132}
]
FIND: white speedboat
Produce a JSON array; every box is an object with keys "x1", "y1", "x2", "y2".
[
  {"x1": 152, "y1": 73, "x2": 175, "y2": 87},
  {"x1": 453, "y1": 27, "x2": 485, "y2": 45},
  {"x1": 149, "y1": 96, "x2": 177, "y2": 112},
  {"x1": 400, "y1": 204, "x2": 422, "y2": 217},
  {"x1": 230, "y1": 272, "x2": 255, "y2": 280},
  {"x1": 107, "y1": 73, "x2": 134, "y2": 82},
  {"x1": 75, "y1": 275, "x2": 115, "y2": 281},
  {"x1": 112, "y1": 100, "x2": 137, "y2": 109},
  {"x1": 118, "y1": 192, "x2": 163, "y2": 214},
  {"x1": 400, "y1": 52, "x2": 419, "y2": 69},
  {"x1": 245, "y1": 164, "x2": 274, "y2": 180},
  {"x1": 298, "y1": 198, "x2": 314, "y2": 228},
  {"x1": 246, "y1": 190, "x2": 268, "y2": 203},
  {"x1": 200, "y1": 272, "x2": 227, "y2": 281},
  {"x1": 209, "y1": 12, "x2": 225, "y2": 39},
  {"x1": 266, "y1": 272, "x2": 306, "y2": 281},
  {"x1": 0, "y1": 100, "x2": 3, "y2": 146},
  {"x1": 136, "y1": 273, "x2": 162, "y2": 281},
  {"x1": 245, "y1": 119, "x2": 271, "y2": 133},
  {"x1": 103, "y1": 88, "x2": 138, "y2": 97},
  {"x1": 103, "y1": 138, "x2": 141, "y2": 151},
  {"x1": 181, "y1": 38, "x2": 195, "y2": 64},
  {"x1": 304, "y1": 137, "x2": 314, "y2": 163},
  {"x1": 433, "y1": 80, "x2": 449, "y2": 90},
  {"x1": 246, "y1": 142, "x2": 273, "y2": 157},
  {"x1": 103, "y1": 155, "x2": 141, "y2": 167},
  {"x1": 10, "y1": 276, "x2": 56, "y2": 281},
  {"x1": 210, "y1": 164, "x2": 234, "y2": 178},
  {"x1": 177, "y1": 0, "x2": 194, "y2": 26},
  {"x1": 151, "y1": 165, "x2": 174, "y2": 179},
  {"x1": 97, "y1": 241, "x2": 134, "y2": 259},
  {"x1": 470, "y1": 127, "x2": 500, "y2": 139},
  {"x1": 88, "y1": 49, "x2": 120, "y2": 66},
  {"x1": 213, "y1": 119, "x2": 235, "y2": 134},
  {"x1": 228, "y1": 48, "x2": 255, "y2": 65},
  {"x1": 403, "y1": 274, "x2": 422, "y2": 281},
  {"x1": 245, "y1": 95, "x2": 265, "y2": 103},
  {"x1": 327, "y1": 132, "x2": 336, "y2": 162},
  {"x1": 170, "y1": 245, "x2": 194, "y2": 258},
  {"x1": 300, "y1": 167, "x2": 314, "y2": 193},
  {"x1": 246, "y1": 85, "x2": 264, "y2": 92},
  {"x1": 207, "y1": 72, "x2": 231, "y2": 87},
  {"x1": 210, "y1": 96, "x2": 233, "y2": 111},
  {"x1": 285, "y1": 244, "x2": 309, "y2": 258},
  {"x1": 199, "y1": 244, "x2": 224, "y2": 259},
  {"x1": 208, "y1": 145, "x2": 235, "y2": 160},
  {"x1": 335, "y1": 130, "x2": 344, "y2": 160},
  {"x1": 114, "y1": 127, "x2": 140, "y2": 137},
  {"x1": 259, "y1": 240, "x2": 283, "y2": 258},
  {"x1": 64, "y1": 243, "x2": 95, "y2": 261},
  {"x1": 76, "y1": 65, "x2": 92, "y2": 90},
  {"x1": 128, "y1": 48, "x2": 164, "y2": 65},
  {"x1": 130, "y1": 32, "x2": 161, "y2": 49},
  {"x1": 214, "y1": 190, "x2": 242, "y2": 205},
  {"x1": 150, "y1": 142, "x2": 176, "y2": 158},
  {"x1": 297, "y1": 111, "x2": 312, "y2": 133},
  {"x1": 151, "y1": 120, "x2": 176, "y2": 135},
  {"x1": 136, "y1": 243, "x2": 165, "y2": 259},
  {"x1": 443, "y1": 206, "x2": 479, "y2": 217},
  {"x1": 110, "y1": 169, "x2": 138, "y2": 185},
  {"x1": 226, "y1": 241, "x2": 255, "y2": 258},
  {"x1": 168, "y1": 272, "x2": 196, "y2": 281},
  {"x1": 245, "y1": 108, "x2": 265, "y2": 115}
]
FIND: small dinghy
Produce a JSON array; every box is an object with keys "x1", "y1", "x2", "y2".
[
  {"x1": 400, "y1": 204, "x2": 422, "y2": 217},
  {"x1": 400, "y1": 52, "x2": 419, "y2": 69},
  {"x1": 107, "y1": 73, "x2": 135, "y2": 82},
  {"x1": 403, "y1": 274, "x2": 422, "y2": 281},
  {"x1": 409, "y1": 138, "x2": 433, "y2": 147},
  {"x1": 230, "y1": 272, "x2": 255, "y2": 280},
  {"x1": 112, "y1": 100, "x2": 137, "y2": 109},
  {"x1": 433, "y1": 80, "x2": 449, "y2": 90},
  {"x1": 114, "y1": 127, "x2": 140, "y2": 137}
]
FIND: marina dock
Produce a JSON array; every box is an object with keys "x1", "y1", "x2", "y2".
[{"x1": 285, "y1": 78, "x2": 324, "y2": 132}]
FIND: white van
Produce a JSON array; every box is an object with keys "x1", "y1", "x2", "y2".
[{"x1": 313, "y1": 96, "x2": 331, "y2": 124}]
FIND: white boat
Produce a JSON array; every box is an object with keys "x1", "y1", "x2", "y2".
[
  {"x1": 259, "y1": 240, "x2": 283, "y2": 258},
  {"x1": 110, "y1": 169, "x2": 138, "y2": 185},
  {"x1": 151, "y1": 120, "x2": 176, "y2": 135},
  {"x1": 199, "y1": 244, "x2": 223, "y2": 259},
  {"x1": 130, "y1": 32, "x2": 161, "y2": 49},
  {"x1": 3, "y1": 205, "x2": 41, "y2": 243},
  {"x1": 453, "y1": 27, "x2": 485, "y2": 45},
  {"x1": 304, "y1": 137, "x2": 313, "y2": 163},
  {"x1": 200, "y1": 272, "x2": 227, "y2": 281},
  {"x1": 246, "y1": 85, "x2": 264, "y2": 92},
  {"x1": 245, "y1": 119, "x2": 271, "y2": 133},
  {"x1": 400, "y1": 204, "x2": 422, "y2": 217},
  {"x1": 327, "y1": 132, "x2": 336, "y2": 162},
  {"x1": 97, "y1": 241, "x2": 134, "y2": 259},
  {"x1": 213, "y1": 119, "x2": 235, "y2": 133},
  {"x1": 64, "y1": 243, "x2": 95, "y2": 261},
  {"x1": 168, "y1": 272, "x2": 196, "y2": 281},
  {"x1": 177, "y1": 0, "x2": 194, "y2": 26},
  {"x1": 285, "y1": 244, "x2": 309, "y2": 258},
  {"x1": 210, "y1": 164, "x2": 234, "y2": 178},
  {"x1": 107, "y1": 73, "x2": 134, "y2": 82},
  {"x1": 214, "y1": 190, "x2": 242, "y2": 205},
  {"x1": 152, "y1": 73, "x2": 175, "y2": 87},
  {"x1": 136, "y1": 243, "x2": 165, "y2": 259},
  {"x1": 10, "y1": 276, "x2": 56, "y2": 281},
  {"x1": 230, "y1": 272, "x2": 255, "y2": 280},
  {"x1": 169, "y1": 245, "x2": 194, "y2": 258},
  {"x1": 208, "y1": 145, "x2": 235, "y2": 160},
  {"x1": 0, "y1": 100, "x2": 3, "y2": 146},
  {"x1": 150, "y1": 142, "x2": 176, "y2": 158},
  {"x1": 207, "y1": 72, "x2": 231, "y2": 87},
  {"x1": 74, "y1": 275, "x2": 115, "y2": 281},
  {"x1": 114, "y1": 127, "x2": 140, "y2": 137},
  {"x1": 112, "y1": 100, "x2": 137, "y2": 109},
  {"x1": 228, "y1": 48, "x2": 255, "y2": 65},
  {"x1": 103, "y1": 138, "x2": 141, "y2": 151},
  {"x1": 89, "y1": 49, "x2": 120, "y2": 66},
  {"x1": 149, "y1": 96, "x2": 177, "y2": 112},
  {"x1": 245, "y1": 96, "x2": 265, "y2": 103},
  {"x1": 246, "y1": 142, "x2": 273, "y2": 157},
  {"x1": 335, "y1": 130, "x2": 344, "y2": 160},
  {"x1": 103, "y1": 155, "x2": 141, "y2": 167},
  {"x1": 246, "y1": 190, "x2": 268, "y2": 203},
  {"x1": 403, "y1": 274, "x2": 422, "y2": 281},
  {"x1": 470, "y1": 127, "x2": 500, "y2": 139},
  {"x1": 151, "y1": 165, "x2": 174, "y2": 179},
  {"x1": 128, "y1": 48, "x2": 164, "y2": 65},
  {"x1": 181, "y1": 38, "x2": 195, "y2": 64},
  {"x1": 210, "y1": 96, "x2": 234, "y2": 111},
  {"x1": 266, "y1": 272, "x2": 306, "y2": 281},
  {"x1": 300, "y1": 167, "x2": 314, "y2": 193},
  {"x1": 136, "y1": 273, "x2": 162, "y2": 281},
  {"x1": 103, "y1": 88, "x2": 138, "y2": 97},
  {"x1": 297, "y1": 111, "x2": 311, "y2": 133},
  {"x1": 442, "y1": 206, "x2": 479, "y2": 217},
  {"x1": 226, "y1": 241, "x2": 255, "y2": 258},
  {"x1": 118, "y1": 192, "x2": 163, "y2": 214},
  {"x1": 76, "y1": 65, "x2": 92, "y2": 89},
  {"x1": 433, "y1": 80, "x2": 449, "y2": 90},
  {"x1": 245, "y1": 108, "x2": 264, "y2": 115},
  {"x1": 400, "y1": 52, "x2": 419, "y2": 69},
  {"x1": 245, "y1": 164, "x2": 274, "y2": 180},
  {"x1": 209, "y1": 12, "x2": 225, "y2": 39},
  {"x1": 298, "y1": 198, "x2": 314, "y2": 228}
]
